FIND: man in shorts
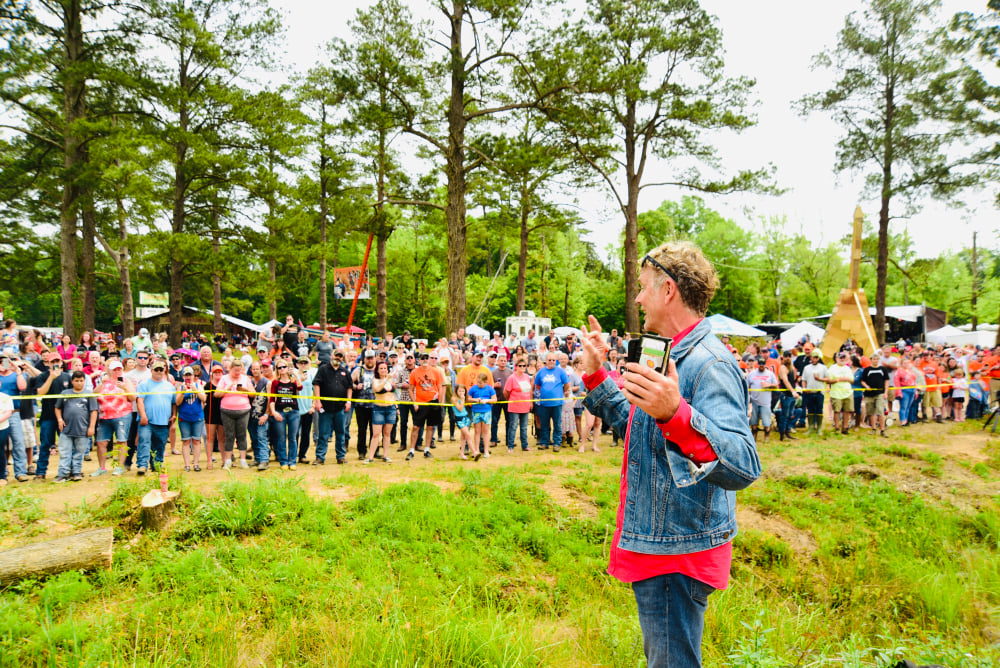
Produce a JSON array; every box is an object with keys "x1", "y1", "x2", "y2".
[
  {"x1": 407, "y1": 353, "x2": 442, "y2": 460},
  {"x1": 825, "y1": 352, "x2": 855, "y2": 435},
  {"x1": 746, "y1": 357, "x2": 777, "y2": 441},
  {"x1": 860, "y1": 354, "x2": 890, "y2": 437}
]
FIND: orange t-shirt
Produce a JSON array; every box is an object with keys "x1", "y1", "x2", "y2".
[
  {"x1": 984, "y1": 354, "x2": 1000, "y2": 380},
  {"x1": 920, "y1": 362, "x2": 940, "y2": 389},
  {"x1": 409, "y1": 366, "x2": 442, "y2": 404}
]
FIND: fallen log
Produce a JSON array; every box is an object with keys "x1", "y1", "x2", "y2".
[
  {"x1": 0, "y1": 527, "x2": 113, "y2": 585},
  {"x1": 140, "y1": 489, "x2": 180, "y2": 532}
]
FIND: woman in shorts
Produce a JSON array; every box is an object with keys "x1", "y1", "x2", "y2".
[
  {"x1": 367, "y1": 361, "x2": 396, "y2": 463},
  {"x1": 175, "y1": 366, "x2": 206, "y2": 471},
  {"x1": 204, "y1": 366, "x2": 226, "y2": 470}
]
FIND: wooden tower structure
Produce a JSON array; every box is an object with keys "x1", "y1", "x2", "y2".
[{"x1": 821, "y1": 206, "x2": 879, "y2": 361}]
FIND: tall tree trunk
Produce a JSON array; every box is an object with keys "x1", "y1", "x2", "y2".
[
  {"x1": 318, "y1": 106, "x2": 329, "y2": 330},
  {"x1": 80, "y1": 199, "x2": 96, "y2": 332},
  {"x1": 115, "y1": 196, "x2": 134, "y2": 338},
  {"x1": 970, "y1": 231, "x2": 978, "y2": 331},
  {"x1": 516, "y1": 188, "x2": 529, "y2": 313},
  {"x1": 169, "y1": 138, "x2": 187, "y2": 348},
  {"x1": 875, "y1": 73, "x2": 895, "y2": 348},
  {"x1": 59, "y1": 0, "x2": 87, "y2": 340},
  {"x1": 376, "y1": 122, "x2": 388, "y2": 338},
  {"x1": 212, "y1": 225, "x2": 222, "y2": 334},
  {"x1": 623, "y1": 100, "x2": 640, "y2": 334},
  {"x1": 444, "y1": 0, "x2": 468, "y2": 335}
]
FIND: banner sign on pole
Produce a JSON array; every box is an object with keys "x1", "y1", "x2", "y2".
[
  {"x1": 136, "y1": 307, "x2": 169, "y2": 319},
  {"x1": 333, "y1": 266, "x2": 370, "y2": 300}
]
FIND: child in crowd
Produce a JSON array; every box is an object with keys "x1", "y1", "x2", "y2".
[{"x1": 451, "y1": 385, "x2": 476, "y2": 460}]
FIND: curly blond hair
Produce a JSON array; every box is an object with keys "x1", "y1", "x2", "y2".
[{"x1": 645, "y1": 241, "x2": 719, "y2": 316}]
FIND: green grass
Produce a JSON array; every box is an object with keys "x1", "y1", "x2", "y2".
[{"x1": 1, "y1": 441, "x2": 998, "y2": 667}]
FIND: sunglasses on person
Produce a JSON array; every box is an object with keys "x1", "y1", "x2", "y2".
[
  {"x1": 276, "y1": 365, "x2": 287, "y2": 370},
  {"x1": 640, "y1": 254, "x2": 679, "y2": 284},
  {"x1": 516, "y1": 364, "x2": 526, "y2": 368},
  {"x1": 297, "y1": 360, "x2": 309, "y2": 365}
]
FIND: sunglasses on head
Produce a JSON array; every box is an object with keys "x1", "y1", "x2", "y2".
[{"x1": 640, "y1": 254, "x2": 679, "y2": 284}]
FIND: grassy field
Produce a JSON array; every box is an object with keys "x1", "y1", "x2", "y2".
[{"x1": 0, "y1": 420, "x2": 998, "y2": 667}]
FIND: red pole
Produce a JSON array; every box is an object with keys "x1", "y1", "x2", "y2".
[{"x1": 345, "y1": 233, "x2": 374, "y2": 338}]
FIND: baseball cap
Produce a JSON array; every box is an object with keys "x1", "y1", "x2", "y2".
[
  {"x1": 488, "y1": 351, "x2": 498, "y2": 357},
  {"x1": 297, "y1": 356, "x2": 310, "y2": 364},
  {"x1": 169, "y1": 353, "x2": 180, "y2": 360},
  {"x1": 139, "y1": 328, "x2": 149, "y2": 336},
  {"x1": 182, "y1": 366, "x2": 193, "y2": 375},
  {"x1": 108, "y1": 360, "x2": 124, "y2": 370},
  {"x1": 388, "y1": 351, "x2": 398, "y2": 358},
  {"x1": 364, "y1": 350, "x2": 376, "y2": 358},
  {"x1": 151, "y1": 361, "x2": 166, "y2": 371},
  {"x1": 810, "y1": 349, "x2": 821, "y2": 357}
]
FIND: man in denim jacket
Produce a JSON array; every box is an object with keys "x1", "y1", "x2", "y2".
[{"x1": 581, "y1": 241, "x2": 761, "y2": 668}]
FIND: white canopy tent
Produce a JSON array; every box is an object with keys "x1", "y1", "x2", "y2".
[
  {"x1": 707, "y1": 314, "x2": 766, "y2": 337},
  {"x1": 465, "y1": 323, "x2": 490, "y2": 338},
  {"x1": 780, "y1": 321, "x2": 825, "y2": 351},
  {"x1": 926, "y1": 325, "x2": 966, "y2": 344}
]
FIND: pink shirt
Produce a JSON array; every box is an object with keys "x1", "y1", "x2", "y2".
[
  {"x1": 503, "y1": 373, "x2": 534, "y2": 413},
  {"x1": 583, "y1": 320, "x2": 731, "y2": 590},
  {"x1": 96, "y1": 379, "x2": 132, "y2": 420},
  {"x1": 216, "y1": 374, "x2": 253, "y2": 411}
]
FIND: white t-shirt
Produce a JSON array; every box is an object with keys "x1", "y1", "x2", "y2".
[{"x1": 0, "y1": 392, "x2": 12, "y2": 430}]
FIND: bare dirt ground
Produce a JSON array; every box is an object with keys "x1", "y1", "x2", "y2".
[{"x1": 3, "y1": 419, "x2": 998, "y2": 549}]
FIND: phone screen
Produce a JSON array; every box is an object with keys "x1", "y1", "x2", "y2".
[{"x1": 627, "y1": 335, "x2": 672, "y2": 375}]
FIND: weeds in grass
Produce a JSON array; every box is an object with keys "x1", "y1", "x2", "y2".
[{"x1": 319, "y1": 471, "x2": 373, "y2": 489}]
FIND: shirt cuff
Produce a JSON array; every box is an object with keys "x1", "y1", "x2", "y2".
[
  {"x1": 656, "y1": 399, "x2": 717, "y2": 464},
  {"x1": 582, "y1": 368, "x2": 608, "y2": 391}
]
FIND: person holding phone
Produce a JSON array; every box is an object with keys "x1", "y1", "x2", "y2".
[
  {"x1": 94, "y1": 360, "x2": 135, "y2": 477},
  {"x1": 580, "y1": 241, "x2": 760, "y2": 668}
]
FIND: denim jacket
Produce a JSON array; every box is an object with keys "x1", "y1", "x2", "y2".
[{"x1": 584, "y1": 319, "x2": 761, "y2": 554}]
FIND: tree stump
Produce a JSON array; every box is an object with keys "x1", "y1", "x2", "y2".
[
  {"x1": 140, "y1": 489, "x2": 180, "y2": 532},
  {"x1": 0, "y1": 527, "x2": 113, "y2": 585}
]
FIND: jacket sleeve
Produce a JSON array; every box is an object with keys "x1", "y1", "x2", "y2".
[
  {"x1": 581, "y1": 372, "x2": 632, "y2": 436},
  {"x1": 672, "y1": 357, "x2": 761, "y2": 491}
]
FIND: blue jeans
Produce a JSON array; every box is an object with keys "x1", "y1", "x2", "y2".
[
  {"x1": 898, "y1": 389, "x2": 915, "y2": 424},
  {"x1": 251, "y1": 416, "x2": 270, "y2": 463},
  {"x1": 274, "y1": 410, "x2": 300, "y2": 466},
  {"x1": 316, "y1": 410, "x2": 346, "y2": 462},
  {"x1": 490, "y1": 403, "x2": 507, "y2": 444},
  {"x1": 57, "y1": 434, "x2": 91, "y2": 478},
  {"x1": 776, "y1": 394, "x2": 796, "y2": 434},
  {"x1": 37, "y1": 417, "x2": 57, "y2": 477},
  {"x1": 7, "y1": 412, "x2": 26, "y2": 477},
  {"x1": 506, "y1": 411, "x2": 530, "y2": 450},
  {"x1": 632, "y1": 572, "x2": 714, "y2": 668},
  {"x1": 535, "y1": 404, "x2": 562, "y2": 448},
  {"x1": 137, "y1": 424, "x2": 170, "y2": 470},
  {"x1": 0, "y1": 428, "x2": 7, "y2": 480}
]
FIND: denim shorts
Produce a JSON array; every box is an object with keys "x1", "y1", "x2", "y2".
[
  {"x1": 96, "y1": 415, "x2": 132, "y2": 443},
  {"x1": 179, "y1": 419, "x2": 205, "y2": 440},
  {"x1": 471, "y1": 411, "x2": 491, "y2": 425},
  {"x1": 372, "y1": 405, "x2": 397, "y2": 426}
]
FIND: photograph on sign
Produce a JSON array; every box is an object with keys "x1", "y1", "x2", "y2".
[{"x1": 333, "y1": 266, "x2": 370, "y2": 300}]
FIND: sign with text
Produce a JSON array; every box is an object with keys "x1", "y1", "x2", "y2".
[
  {"x1": 136, "y1": 307, "x2": 169, "y2": 319},
  {"x1": 139, "y1": 291, "x2": 169, "y2": 307},
  {"x1": 333, "y1": 266, "x2": 370, "y2": 300}
]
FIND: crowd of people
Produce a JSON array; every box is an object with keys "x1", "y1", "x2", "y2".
[
  {"x1": 0, "y1": 316, "x2": 635, "y2": 485},
  {"x1": 733, "y1": 334, "x2": 1000, "y2": 441},
  {"x1": 2, "y1": 313, "x2": 998, "y2": 485}
]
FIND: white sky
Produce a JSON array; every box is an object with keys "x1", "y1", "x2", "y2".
[{"x1": 272, "y1": 0, "x2": 999, "y2": 261}]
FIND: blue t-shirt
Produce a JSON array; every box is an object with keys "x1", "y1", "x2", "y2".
[
  {"x1": 534, "y1": 366, "x2": 568, "y2": 407},
  {"x1": 0, "y1": 371, "x2": 21, "y2": 409},
  {"x1": 137, "y1": 378, "x2": 176, "y2": 426},
  {"x1": 468, "y1": 384, "x2": 495, "y2": 413},
  {"x1": 177, "y1": 382, "x2": 205, "y2": 422}
]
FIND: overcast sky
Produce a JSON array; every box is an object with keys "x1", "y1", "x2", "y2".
[{"x1": 272, "y1": 0, "x2": 998, "y2": 261}]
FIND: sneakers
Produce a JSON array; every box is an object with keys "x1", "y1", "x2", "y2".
[
  {"x1": 552, "y1": 446, "x2": 561, "y2": 453},
  {"x1": 33, "y1": 474, "x2": 46, "y2": 481},
  {"x1": 288, "y1": 464, "x2": 297, "y2": 471},
  {"x1": 406, "y1": 451, "x2": 415, "y2": 461},
  {"x1": 423, "y1": 450, "x2": 433, "y2": 459},
  {"x1": 363, "y1": 458, "x2": 374, "y2": 464},
  {"x1": 222, "y1": 460, "x2": 232, "y2": 471},
  {"x1": 259, "y1": 462, "x2": 270, "y2": 471},
  {"x1": 382, "y1": 457, "x2": 392, "y2": 463},
  {"x1": 336, "y1": 458, "x2": 346, "y2": 464},
  {"x1": 71, "y1": 474, "x2": 83, "y2": 482},
  {"x1": 90, "y1": 468, "x2": 108, "y2": 477},
  {"x1": 136, "y1": 467, "x2": 147, "y2": 476},
  {"x1": 15, "y1": 474, "x2": 29, "y2": 482},
  {"x1": 313, "y1": 459, "x2": 325, "y2": 466},
  {"x1": 298, "y1": 457, "x2": 310, "y2": 464},
  {"x1": 53, "y1": 476, "x2": 68, "y2": 484},
  {"x1": 239, "y1": 459, "x2": 249, "y2": 469}
]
